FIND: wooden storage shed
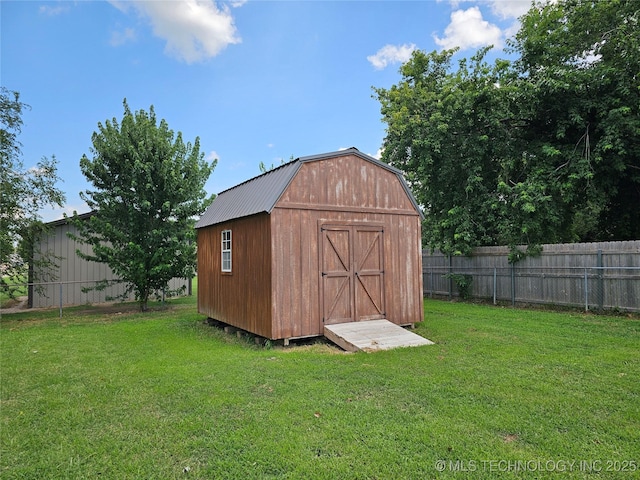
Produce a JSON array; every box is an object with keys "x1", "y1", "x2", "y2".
[{"x1": 196, "y1": 148, "x2": 424, "y2": 341}]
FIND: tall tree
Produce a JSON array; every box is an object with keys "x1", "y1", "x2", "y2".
[
  {"x1": 375, "y1": 0, "x2": 639, "y2": 258},
  {"x1": 1, "y1": 87, "x2": 65, "y2": 296},
  {"x1": 74, "y1": 100, "x2": 215, "y2": 311},
  {"x1": 511, "y1": 0, "x2": 640, "y2": 241},
  {"x1": 375, "y1": 48, "x2": 557, "y2": 257}
]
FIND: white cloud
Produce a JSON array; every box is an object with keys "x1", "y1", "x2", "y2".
[
  {"x1": 367, "y1": 43, "x2": 417, "y2": 70},
  {"x1": 487, "y1": 0, "x2": 530, "y2": 20},
  {"x1": 226, "y1": 161, "x2": 246, "y2": 171},
  {"x1": 487, "y1": 0, "x2": 530, "y2": 40},
  {"x1": 434, "y1": 7, "x2": 502, "y2": 51},
  {"x1": 443, "y1": 0, "x2": 530, "y2": 19},
  {"x1": 110, "y1": 27, "x2": 136, "y2": 47},
  {"x1": 108, "y1": 0, "x2": 241, "y2": 63},
  {"x1": 206, "y1": 150, "x2": 220, "y2": 163},
  {"x1": 39, "y1": 4, "x2": 70, "y2": 16},
  {"x1": 503, "y1": 20, "x2": 521, "y2": 40}
]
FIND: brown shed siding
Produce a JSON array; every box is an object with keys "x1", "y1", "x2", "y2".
[
  {"x1": 197, "y1": 213, "x2": 273, "y2": 338},
  {"x1": 270, "y1": 208, "x2": 320, "y2": 339},
  {"x1": 268, "y1": 157, "x2": 423, "y2": 339},
  {"x1": 197, "y1": 150, "x2": 423, "y2": 341},
  {"x1": 385, "y1": 213, "x2": 424, "y2": 323},
  {"x1": 278, "y1": 154, "x2": 417, "y2": 214},
  {"x1": 270, "y1": 209, "x2": 422, "y2": 339}
]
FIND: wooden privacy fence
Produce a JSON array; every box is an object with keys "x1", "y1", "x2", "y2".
[{"x1": 422, "y1": 241, "x2": 640, "y2": 312}]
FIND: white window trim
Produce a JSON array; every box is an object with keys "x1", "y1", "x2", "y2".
[{"x1": 221, "y1": 230, "x2": 232, "y2": 272}]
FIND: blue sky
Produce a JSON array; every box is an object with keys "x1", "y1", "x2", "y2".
[{"x1": 2, "y1": 0, "x2": 531, "y2": 222}]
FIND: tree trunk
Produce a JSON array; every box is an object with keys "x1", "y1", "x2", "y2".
[{"x1": 140, "y1": 291, "x2": 149, "y2": 312}]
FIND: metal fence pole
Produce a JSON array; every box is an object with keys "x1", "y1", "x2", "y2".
[
  {"x1": 448, "y1": 255, "x2": 453, "y2": 299},
  {"x1": 430, "y1": 268, "x2": 433, "y2": 298},
  {"x1": 597, "y1": 250, "x2": 604, "y2": 310},
  {"x1": 584, "y1": 268, "x2": 588, "y2": 312},
  {"x1": 59, "y1": 281, "x2": 63, "y2": 318},
  {"x1": 511, "y1": 263, "x2": 516, "y2": 306},
  {"x1": 493, "y1": 267, "x2": 497, "y2": 305}
]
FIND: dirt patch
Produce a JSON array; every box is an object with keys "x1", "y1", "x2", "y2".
[
  {"x1": 71, "y1": 302, "x2": 173, "y2": 316},
  {"x1": 0, "y1": 296, "x2": 28, "y2": 314},
  {"x1": 1, "y1": 299, "x2": 175, "y2": 319}
]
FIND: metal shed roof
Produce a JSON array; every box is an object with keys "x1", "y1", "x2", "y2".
[{"x1": 195, "y1": 147, "x2": 422, "y2": 229}]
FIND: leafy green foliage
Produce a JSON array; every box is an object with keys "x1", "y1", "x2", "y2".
[
  {"x1": 444, "y1": 273, "x2": 473, "y2": 300},
  {"x1": 73, "y1": 100, "x2": 215, "y2": 311},
  {"x1": 258, "y1": 155, "x2": 291, "y2": 173},
  {"x1": 375, "y1": 48, "x2": 557, "y2": 257},
  {"x1": 511, "y1": 0, "x2": 640, "y2": 242},
  {"x1": 0, "y1": 87, "x2": 65, "y2": 297},
  {"x1": 375, "y1": 0, "x2": 639, "y2": 258}
]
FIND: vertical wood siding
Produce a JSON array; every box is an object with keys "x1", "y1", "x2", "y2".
[
  {"x1": 197, "y1": 153, "x2": 423, "y2": 340},
  {"x1": 423, "y1": 241, "x2": 640, "y2": 311},
  {"x1": 278, "y1": 154, "x2": 417, "y2": 214},
  {"x1": 270, "y1": 155, "x2": 423, "y2": 339},
  {"x1": 270, "y1": 209, "x2": 422, "y2": 338},
  {"x1": 197, "y1": 213, "x2": 273, "y2": 337}
]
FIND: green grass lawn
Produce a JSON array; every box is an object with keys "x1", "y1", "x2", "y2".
[{"x1": 1, "y1": 298, "x2": 638, "y2": 479}]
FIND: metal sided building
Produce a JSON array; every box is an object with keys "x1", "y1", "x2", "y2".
[
  {"x1": 29, "y1": 212, "x2": 191, "y2": 308},
  {"x1": 195, "y1": 148, "x2": 425, "y2": 341}
]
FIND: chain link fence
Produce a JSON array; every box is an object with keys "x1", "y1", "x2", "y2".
[
  {"x1": 1, "y1": 278, "x2": 192, "y2": 317},
  {"x1": 423, "y1": 265, "x2": 640, "y2": 312},
  {"x1": 423, "y1": 242, "x2": 640, "y2": 312}
]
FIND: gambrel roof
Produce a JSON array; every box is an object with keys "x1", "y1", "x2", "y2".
[{"x1": 195, "y1": 147, "x2": 422, "y2": 229}]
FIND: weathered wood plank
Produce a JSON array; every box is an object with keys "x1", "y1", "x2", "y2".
[
  {"x1": 324, "y1": 319, "x2": 434, "y2": 352},
  {"x1": 422, "y1": 240, "x2": 640, "y2": 310},
  {"x1": 197, "y1": 214, "x2": 273, "y2": 338}
]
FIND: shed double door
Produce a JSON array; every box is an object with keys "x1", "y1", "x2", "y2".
[{"x1": 321, "y1": 224, "x2": 385, "y2": 325}]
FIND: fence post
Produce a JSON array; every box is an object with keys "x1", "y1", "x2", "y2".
[
  {"x1": 597, "y1": 249, "x2": 604, "y2": 310},
  {"x1": 448, "y1": 255, "x2": 453, "y2": 299},
  {"x1": 493, "y1": 267, "x2": 497, "y2": 305},
  {"x1": 511, "y1": 263, "x2": 516, "y2": 306},
  {"x1": 59, "y1": 281, "x2": 63, "y2": 318},
  {"x1": 584, "y1": 268, "x2": 588, "y2": 312},
  {"x1": 430, "y1": 268, "x2": 433, "y2": 298}
]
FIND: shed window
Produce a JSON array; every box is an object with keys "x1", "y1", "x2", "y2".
[{"x1": 221, "y1": 230, "x2": 232, "y2": 272}]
